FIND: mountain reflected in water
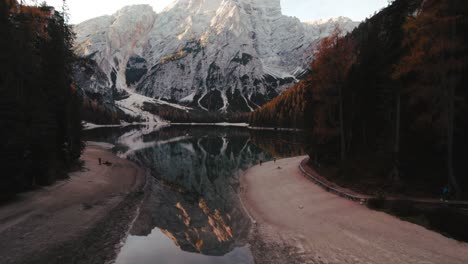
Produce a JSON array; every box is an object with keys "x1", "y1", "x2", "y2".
[{"x1": 84, "y1": 125, "x2": 305, "y2": 263}]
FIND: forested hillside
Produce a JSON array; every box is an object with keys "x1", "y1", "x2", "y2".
[
  {"x1": 250, "y1": 0, "x2": 468, "y2": 198},
  {"x1": 0, "y1": 0, "x2": 83, "y2": 200},
  {"x1": 249, "y1": 79, "x2": 312, "y2": 128}
]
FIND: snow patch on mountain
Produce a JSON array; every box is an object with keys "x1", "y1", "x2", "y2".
[
  {"x1": 116, "y1": 90, "x2": 193, "y2": 125},
  {"x1": 74, "y1": 1, "x2": 359, "y2": 113}
]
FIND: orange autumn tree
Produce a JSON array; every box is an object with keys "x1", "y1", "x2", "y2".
[
  {"x1": 249, "y1": 76, "x2": 312, "y2": 129},
  {"x1": 393, "y1": 0, "x2": 468, "y2": 197},
  {"x1": 310, "y1": 27, "x2": 356, "y2": 161}
]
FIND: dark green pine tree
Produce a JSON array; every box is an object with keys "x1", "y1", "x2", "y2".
[{"x1": 0, "y1": 1, "x2": 83, "y2": 200}]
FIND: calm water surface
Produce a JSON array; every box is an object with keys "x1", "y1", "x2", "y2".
[{"x1": 84, "y1": 125, "x2": 305, "y2": 264}]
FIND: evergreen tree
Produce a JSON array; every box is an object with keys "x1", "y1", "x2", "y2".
[
  {"x1": 393, "y1": 0, "x2": 468, "y2": 197},
  {"x1": 0, "y1": 0, "x2": 83, "y2": 200}
]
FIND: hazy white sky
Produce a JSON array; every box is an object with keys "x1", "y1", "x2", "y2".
[{"x1": 38, "y1": 0, "x2": 389, "y2": 24}]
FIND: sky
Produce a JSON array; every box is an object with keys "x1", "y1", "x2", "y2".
[{"x1": 36, "y1": 0, "x2": 389, "y2": 25}]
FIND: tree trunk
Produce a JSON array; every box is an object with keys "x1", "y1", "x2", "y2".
[
  {"x1": 362, "y1": 123, "x2": 368, "y2": 148},
  {"x1": 348, "y1": 92, "x2": 356, "y2": 153},
  {"x1": 446, "y1": 19, "x2": 461, "y2": 199},
  {"x1": 339, "y1": 85, "x2": 346, "y2": 161},
  {"x1": 392, "y1": 92, "x2": 401, "y2": 182},
  {"x1": 447, "y1": 76, "x2": 460, "y2": 198}
]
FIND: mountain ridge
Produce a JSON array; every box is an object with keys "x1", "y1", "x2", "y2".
[{"x1": 74, "y1": 1, "x2": 359, "y2": 116}]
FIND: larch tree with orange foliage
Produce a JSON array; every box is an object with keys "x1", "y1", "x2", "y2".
[
  {"x1": 311, "y1": 27, "x2": 357, "y2": 161},
  {"x1": 393, "y1": 0, "x2": 468, "y2": 197}
]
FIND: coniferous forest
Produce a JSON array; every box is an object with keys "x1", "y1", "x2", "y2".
[
  {"x1": 250, "y1": 0, "x2": 468, "y2": 198},
  {"x1": 0, "y1": 0, "x2": 83, "y2": 200},
  {"x1": 1, "y1": 0, "x2": 468, "y2": 262}
]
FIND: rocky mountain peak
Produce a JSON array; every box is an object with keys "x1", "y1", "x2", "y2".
[
  {"x1": 171, "y1": 0, "x2": 223, "y2": 13},
  {"x1": 74, "y1": 1, "x2": 359, "y2": 113}
]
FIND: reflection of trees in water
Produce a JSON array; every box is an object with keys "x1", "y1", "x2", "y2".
[
  {"x1": 84, "y1": 125, "x2": 306, "y2": 256},
  {"x1": 147, "y1": 179, "x2": 250, "y2": 256},
  {"x1": 249, "y1": 130, "x2": 307, "y2": 158},
  {"x1": 129, "y1": 133, "x2": 266, "y2": 256}
]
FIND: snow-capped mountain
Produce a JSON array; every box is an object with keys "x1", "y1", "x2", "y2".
[
  {"x1": 74, "y1": 0, "x2": 359, "y2": 113},
  {"x1": 304, "y1": 16, "x2": 360, "y2": 38}
]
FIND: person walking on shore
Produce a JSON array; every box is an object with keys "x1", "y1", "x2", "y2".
[{"x1": 441, "y1": 185, "x2": 450, "y2": 201}]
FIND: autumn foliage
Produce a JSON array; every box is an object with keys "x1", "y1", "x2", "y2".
[
  {"x1": 251, "y1": 0, "x2": 468, "y2": 198},
  {"x1": 393, "y1": 0, "x2": 468, "y2": 197},
  {"x1": 250, "y1": 28, "x2": 356, "y2": 131},
  {"x1": 249, "y1": 79, "x2": 311, "y2": 128}
]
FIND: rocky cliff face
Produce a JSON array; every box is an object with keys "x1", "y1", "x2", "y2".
[
  {"x1": 74, "y1": 0, "x2": 359, "y2": 113},
  {"x1": 73, "y1": 58, "x2": 140, "y2": 124},
  {"x1": 117, "y1": 126, "x2": 263, "y2": 255}
]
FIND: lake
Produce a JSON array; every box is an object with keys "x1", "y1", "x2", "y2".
[{"x1": 84, "y1": 124, "x2": 306, "y2": 264}]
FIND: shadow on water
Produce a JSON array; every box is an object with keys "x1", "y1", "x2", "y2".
[{"x1": 83, "y1": 125, "x2": 306, "y2": 264}]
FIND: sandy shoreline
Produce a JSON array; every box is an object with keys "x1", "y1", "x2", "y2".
[
  {"x1": 240, "y1": 156, "x2": 468, "y2": 264},
  {"x1": 0, "y1": 142, "x2": 147, "y2": 264}
]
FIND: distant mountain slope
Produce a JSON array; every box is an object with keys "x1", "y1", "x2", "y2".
[
  {"x1": 250, "y1": 0, "x2": 424, "y2": 129},
  {"x1": 73, "y1": 0, "x2": 358, "y2": 113},
  {"x1": 251, "y1": 0, "x2": 468, "y2": 198}
]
